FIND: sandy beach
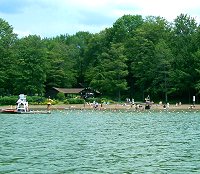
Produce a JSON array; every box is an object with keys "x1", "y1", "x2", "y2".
[{"x1": 1, "y1": 103, "x2": 199, "y2": 111}]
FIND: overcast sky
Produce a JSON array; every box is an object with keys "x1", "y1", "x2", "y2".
[{"x1": 1, "y1": 0, "x2": 200, "y2": 38}]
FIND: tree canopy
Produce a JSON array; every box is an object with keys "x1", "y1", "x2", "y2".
[{"x1": 1, "y1": 13, "x2": 200, "y2": 103}]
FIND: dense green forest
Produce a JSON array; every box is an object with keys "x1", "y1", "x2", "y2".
[{"x1": 1, "y1": 14, "x2": 200, "y2": 103}]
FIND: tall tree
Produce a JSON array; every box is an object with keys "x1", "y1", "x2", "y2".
[
  {"x1": 111, "y1": 14, "x2": 144, "y2": 43},
  {"x1": 139, "y1": 16, "x2": 172, "y2": 44},
  {"x1": 45, "y1": 39, "x2": 77, "y2": 89},
  {"x1": 152, "y1": 40, "x2": 174, "y2": 102},
  {"x1": 171, "y1": 14, "x2": 198, "y2": 101},
  {"x1": 69, "y1": 32, "x2": 93, "y2": 85},
  {"x1": 86, "y1": 43, "x2": 128, "y2": 100},
  {"x1": 126, "y1": 36, "x2": 155, "y2": 100},
  {"x1": 14, "y1": 35, "x2": 47, "y2": 95},
  {"x1": 0, "y1": 18, "x2": 17, "y2": 95},
  {"x1": 124, "y1": 16, "x2": 172, "y2": 100}
]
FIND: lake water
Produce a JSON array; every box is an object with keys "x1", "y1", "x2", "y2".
[{"x1": 0, "y1": 110, "x2": 200, "y2": 173}]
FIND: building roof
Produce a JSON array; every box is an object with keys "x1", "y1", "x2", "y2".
[{"x1": 53, "y1": 87, "x2": 84, "y2": 94}]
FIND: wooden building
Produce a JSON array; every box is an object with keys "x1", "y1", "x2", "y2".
[{"x1": 47, "y1": 87, "x2": 100, "y2": 99}]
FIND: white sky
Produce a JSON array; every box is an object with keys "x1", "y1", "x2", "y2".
[{"x1": 0, "y1": 0, "x2": 200, "y2": 38}]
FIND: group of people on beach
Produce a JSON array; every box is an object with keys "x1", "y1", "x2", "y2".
[{"x1": 44, "y1": 95, "x2": 198, "y2": 111}]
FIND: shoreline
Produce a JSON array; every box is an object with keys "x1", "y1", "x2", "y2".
[{"x1": 1, "y1": 104, "x2": 199, "y2": 112}]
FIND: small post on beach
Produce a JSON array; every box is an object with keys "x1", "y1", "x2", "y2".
[{"x1": 84, "y1": 100, "x2": 86, "y2": 108}]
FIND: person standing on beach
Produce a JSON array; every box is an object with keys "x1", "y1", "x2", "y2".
[{"x1": 47, "y1": 96, "x2": 53, "y2": 110}]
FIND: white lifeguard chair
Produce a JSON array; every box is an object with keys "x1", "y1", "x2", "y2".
[{"x1": 16, "y1": 94, "x2": 29, "y2": 112}]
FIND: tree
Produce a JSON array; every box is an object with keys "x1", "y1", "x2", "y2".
[
  {"x1": 106, "y1": 15, "x2": 144, "y2": 99},
  {"x1": 124, "y1": 16, "x2": 172, "y2": 100},
  {"x1": 0, "y1": 18, "x2": 17, "y2": 95},
  {"x1": 111, "y1": 14, "x2": 144, "y2": 43},
  {"x1": 193, "y1": 27, "x2": 200, "y2": 96},
  {"x1": 45, "y1": 39, "x2": 77, "y2": 89},
  {"x1": 14, "y1": 35, "x2": 47, "y2": 95},
  {"x1": 86, "y1": 43, "x2": 128, "y2": 100},
  {"x1": 152, "y1": 40, "x2": 174, "y2": 102},
  {"x1": 170, "y1": 14, "x2": 198, "y2": 101},
  {"x1": 68, "y1": 32, "x2": 93, "y2": 85},
  {"x1": 127, "y1": 36, "x2": 155, "y2": 100},
  {"x1": 139, "y1": 16, "x2": 172, "y2": 44}
]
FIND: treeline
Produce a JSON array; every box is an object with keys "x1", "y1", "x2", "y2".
[{"x1": 1, "y1": 14, "x2": 200, "y2": 103}]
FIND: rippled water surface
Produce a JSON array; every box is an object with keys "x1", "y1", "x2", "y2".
[{"x1": 1, "y1": 110, "x2": 200, "y2": 173}]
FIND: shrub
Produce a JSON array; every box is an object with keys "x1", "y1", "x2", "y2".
[
  {"x1": 0, "y1": 95, "x2": 53, "y2": 105},
  {"x1": 64, "y1": 98, "x2": 85, "y2": 104},
  {"x1": 56, "y1": 92, "x2": 65, "y2": 101},
  {"x1": 101, "y1": 98, "x2": 115, "y2": 104},
  {"x1": 26, "y1": 96, "x2": 46, "y2": 104},
  {"x1": 85, "y1": 98, "x2": 102, "y2": 103},
  {"x1": 63, "y1": 100, "x2": 69, "y2": 104},
  {"x1": 0, "y1": 96, "x2": 18, "y2": 105}
]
